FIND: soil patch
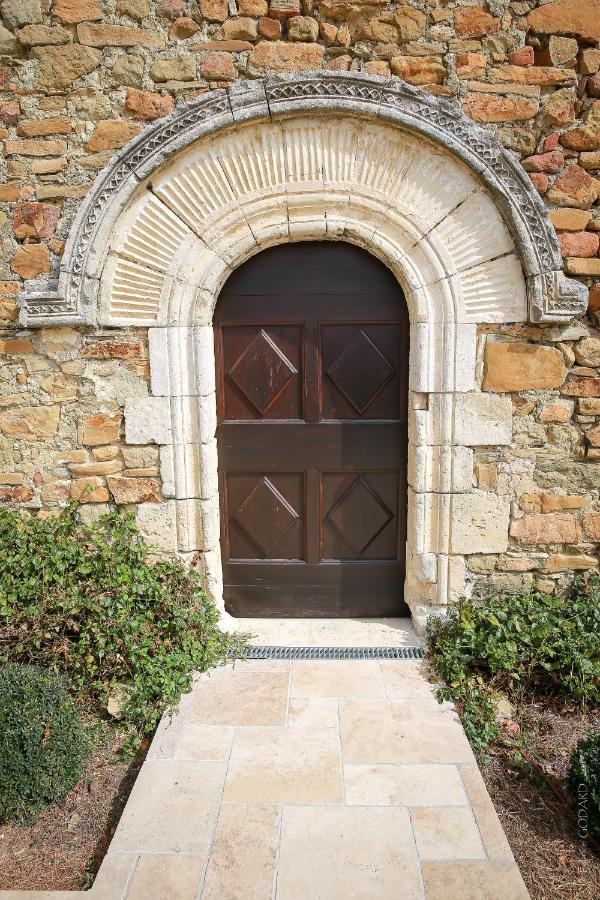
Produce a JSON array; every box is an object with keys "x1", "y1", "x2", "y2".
[
  {"x1": 481, "y1": 700, "x2": 600, "y2": 900},
  {"x1": 0, "y1": 721, "x2": 145, "y2": 892}
]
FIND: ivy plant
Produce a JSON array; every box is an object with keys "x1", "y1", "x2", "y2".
[
  {"x1": 0, "y1": 503, "x2": 245, "y2": 742},
  {"x1": 427, "y1": 577, "x2": 600, "y2": 750}
]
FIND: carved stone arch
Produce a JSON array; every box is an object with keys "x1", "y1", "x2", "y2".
[
  {"x1": 20, "y1": 72, "x2": 586, "y2": 327},
  {"x1": 17, "y1": 73, "x2": 588, "y2": 631}
]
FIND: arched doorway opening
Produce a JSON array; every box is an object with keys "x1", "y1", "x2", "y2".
[{"x1": 214, "y1": 242, "x2": 410, "y2": 617}]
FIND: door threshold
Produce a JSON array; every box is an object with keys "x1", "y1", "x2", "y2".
[{"x1": 226, "y1": 616, "x2": 422, "y2": 648}]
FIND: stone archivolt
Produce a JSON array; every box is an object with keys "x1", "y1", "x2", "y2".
[
  {"x1": 20, "y1": 73, "x2": 586, "y2": 328},
  {"x1": 106, "y1": 114, "x2": 527, "y2": 328}
]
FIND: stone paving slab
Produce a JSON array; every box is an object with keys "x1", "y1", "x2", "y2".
[{"x1": 1, "y1": 654, "x2": 529, "y2": 899}]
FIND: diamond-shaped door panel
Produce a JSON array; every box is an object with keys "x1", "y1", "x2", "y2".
[
  {"x1": 231, "y1": 476, "x2": 301, "y2": 559},
  {"x1": 325, "y1": 329, "x2": 397, "y2": 415},
  {"x1": 228, "y1": 329, "x2": 297, "y2": 415},
  {"x1": 326, "y1": 476, "x2": 393, "y2": 556}
]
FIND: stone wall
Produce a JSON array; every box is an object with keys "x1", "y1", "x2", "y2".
[{"x1": 1, "y1": 0, "x2": 599, "y2": 599}]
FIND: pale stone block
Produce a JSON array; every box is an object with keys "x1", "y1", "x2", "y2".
[
  {"x1": 200, "y1": 438, "x2": 219, "y2": 500},
  {"x1": 148, "y1": 325, "x2": 196, "y2": 396},
  {"x1": 450, "y1": 493, "x2": 510, "y2": 554},
  {"x1": 422, "y1": 861, "x2": 529, "y2": 900},
  {"x1": 410, "y1": 323, "x2": 477, "y2": 393},
  {"x1": 344, "y1": 763, "x2": 467, "y2": 806},
  {"x1": 454, "y1": 393, "x2": 512, "y2": 446},
  {"x1": 175, "y1": 498, "x2": 204, "y2": 552},
  {"x1": 159, "y1": 445, "x2": 175, "y2": 498},
  {"x1": 277, "y1": 806, "x2": 421, "y2": 899},
  {"x1": 194, "y1": 325, "x2": 217, "y2": 396},
  {"x1": 203, "y1": 804, "x2": 279, "y2": 900},
  {"x1": 109, "y1": 759, "x2": 225, "y2": 853},
  {"x1": 196, "y1": 391, "x2": 217, "y2": 444},
  {"x1": 170, "y1": 395, "x2": 200, "y2": 445},
  {"x1": 91, "y1": 853, "x2": 136, "y2": 900},
  {"x1": 447, "y1": 553, "x2": 467, "y2": 603},
  {"x1": 408, "y1": 445, "x2": 473, "y2": 493},
  {"x1": 135, "y1": 501, "x2": 178, "y2": 552},
  {"x1": 199, "y1": 494, "x2": 220, "y2": 550},
  {"x1": 124, "y1": 396, "x2": 171, "y2": 445},
  {"x1": 199, "y1": 546, "x2": 224, "y2": 609}
]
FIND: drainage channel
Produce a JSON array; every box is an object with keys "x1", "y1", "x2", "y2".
[{"x1": 244, "y1": 645, "x2": 425, "y2": 660}]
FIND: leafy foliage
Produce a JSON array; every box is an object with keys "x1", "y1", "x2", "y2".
[
  {"x1": 427, "y1": 578, "x2": 600, "y2": 750},
  {"x1": 0, "y1": 504, "x2": 243, "y2": 740},
  {"x1": 567, "y1": 730, "x2": 600, "y2": 838},
  {"x1": 0, "y1": 664, "x2": 89, "y2": 823}
]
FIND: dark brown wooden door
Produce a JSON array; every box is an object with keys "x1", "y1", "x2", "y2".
[{"x1": 214, "y1": 242, "x2": 409, "y2": 617}]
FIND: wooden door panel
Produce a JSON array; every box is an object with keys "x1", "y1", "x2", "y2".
[
  {"x1": 218, "y1": 423, "x2": 404, "y2": 470},
  {"x1": 219, "y1": 324, "x2": 303, "y2": 420},
  {"x1": 225, "y1": 473, "x2": 304, "y2": 561},
  {"x1": 215, "y1": 241, "x2": 409, "y2": 618},
  {"x1": 321, "y1": 324, "x2": 404, "y2": 421},
  {"x1": 322, "y1": 472, "x2": 400, "y2": 561}
]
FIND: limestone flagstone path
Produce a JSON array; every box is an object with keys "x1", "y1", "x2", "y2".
[{"x1": 2, "y1": 620, "x2": 529, "y2": 900}]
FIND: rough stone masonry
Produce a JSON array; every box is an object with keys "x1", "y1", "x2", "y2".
[{"x1": 0, "y1": 0, "x2": 599, "y2": 602}]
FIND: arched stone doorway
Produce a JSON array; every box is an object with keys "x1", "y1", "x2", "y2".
[{"x1": 18, "y1": 74, "x2": 587, "y2": 632}]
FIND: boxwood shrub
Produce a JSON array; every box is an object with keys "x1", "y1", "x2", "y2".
[
  {"x1": 0, "y1": 664, "x2": 89, "y2": 823},
  {"x1": 567, "y1": 731, "x2": 600, "y2": 839}
]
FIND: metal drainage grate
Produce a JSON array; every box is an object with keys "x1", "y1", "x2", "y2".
[{"x1": 245, "y1": 645, "x2": 425, "y2": 660}]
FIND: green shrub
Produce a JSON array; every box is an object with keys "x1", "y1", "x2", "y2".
[
  {"x1": 0, "y1": 664, "x2": 89, "y2": 822},
  {"x1": 0, "y1": 504, "x2": 243, "y2": 739},
  {"x1": 567, "y1": 731, "x2": 600, "y2": 839},
  {"x1": 427, "y1": 577, "x2": 600, "y2": 749}
]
